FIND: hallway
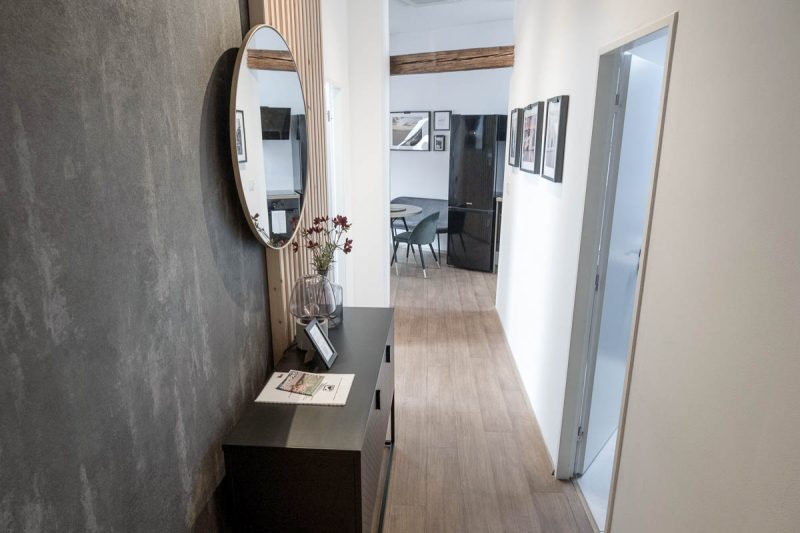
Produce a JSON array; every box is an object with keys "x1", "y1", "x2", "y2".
[{"x1": 384, "y1": 261, "x2": 593, "y2": 532}]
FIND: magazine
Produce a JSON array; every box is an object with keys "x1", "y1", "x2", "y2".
[
  {"x1": 256, "y1": 372, "x2": 355, "y2": 406},
  {"x1": 276, "y1": 370, "x2": 324, "y2": 396}
]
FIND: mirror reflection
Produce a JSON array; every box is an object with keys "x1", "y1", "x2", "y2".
[{"x1": 232, "y1": 26, "x2": 307, "y2": 248}]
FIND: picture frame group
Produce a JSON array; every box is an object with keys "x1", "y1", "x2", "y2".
[
  {"x1": 390, "y1": 110, "x2": 451, "y2": 151},
  {"x1": 508, "y1": 95, "x2": 569, "y2": 182}
]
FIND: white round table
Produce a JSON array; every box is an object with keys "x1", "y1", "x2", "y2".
[{"x1": 390, "y1": 203, "x2": 422, "y2": 220}]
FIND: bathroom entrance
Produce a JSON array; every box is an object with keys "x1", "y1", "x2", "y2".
[{"x1": 561, "y1": 18, "x2": 676, "y2": 532}]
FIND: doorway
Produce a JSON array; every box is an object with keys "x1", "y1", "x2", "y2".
[{"x1": 558, "y1": 16, "x2": 677, "y2": 533}]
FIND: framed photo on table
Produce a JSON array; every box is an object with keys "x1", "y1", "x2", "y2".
[
  {"x1": 508, "y1": 108, "x2": 524, "y2": 166},
  {"x1": 520, "y1": 102, "x2": 544, "y2": 174},
  {"x1": 391, "y1": 111, "x2": 430, "y2": 151},
  {"x1": 542, "y1": 95, "x2": 569, "y2": 182},
  {"x1": 433, "y1": 110, "x2": 451, "y2": 131},
  {"x1": 304, "y1": 319, "x2": 338, "y2": 369}
]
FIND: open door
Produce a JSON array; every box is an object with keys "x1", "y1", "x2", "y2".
[{"x1": 566, "y1": 24, "x2": 673, "y2": 532}]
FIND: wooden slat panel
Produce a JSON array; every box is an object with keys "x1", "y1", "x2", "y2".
[
  {"x1": 390, "y1": 45, "x2": 514, "y2": 75},
  {"x1": 247, "y1": 49, "x2": 296, "y2": 71},
  {"x1": 251, "y1": 0, "x2": 329, "y2": 359}
]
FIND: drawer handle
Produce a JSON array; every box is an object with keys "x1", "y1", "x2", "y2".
[
  {"x1": 385, "y1": 345, "x2": 391, "y2": 364},
  {"x1": 375, "y1": 389, "x2": 381, "y2": 410}
]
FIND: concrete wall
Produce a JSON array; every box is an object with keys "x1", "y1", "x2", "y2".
[
  {"x1": 498, "y1": 0, "x2": 800, "y2": 531},
  {"x1": 0, "y1": 1, "x2": 270, "y2": 530}
]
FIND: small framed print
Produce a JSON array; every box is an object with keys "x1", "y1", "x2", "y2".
[
  {"x1": 433, "y1": 135, "x2": 446, "y2": 151},
  {"x1": 520, "y1": 102, "x2": 544, "y2": 174},
  {"x1": 433, "y1": 110, "x2": 451, "y2": 131},
  {"x1": 391, "y1": 111, "x2": 430, "y2": 151},
  {"x1": 542, "y1": 95, "x2": 569, "y2": 182},
  {"x1": 508, "y1": 108, "x2": 524, "y2": 167},
  {"x1": 235, "y1": 110, "x2": 247, "y2": 163},
  {"x1": 304, "y1": 319, "x2": 338, "y2": 369}
]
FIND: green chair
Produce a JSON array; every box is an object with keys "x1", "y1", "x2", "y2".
[{"x1": 392, "y1": 212, "x2": 440, "y2": 278}]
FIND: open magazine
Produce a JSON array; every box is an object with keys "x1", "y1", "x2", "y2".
[
  {"x1": 256, "y1": 371, "x2": 354, "y2": 406},
  {"x1": 277, "y1": 370, "x2": 324, "y2": 396}
]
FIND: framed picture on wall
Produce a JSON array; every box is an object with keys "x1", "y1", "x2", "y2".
[
  {"x1": 235, "y1": 109, "x2": 247, "y2": 163},
  {"x1": 433, "y1": 110, "x2": 452, "y2": 131},
  {"x1": 508, "y1": 108, "x2": 524, "y2": 166},
  {"x1": 520, "y1": 102, "x2": 544, "y2": 174},
  {"x1": 433, "y1": 135, "x2": 446, "y2": 151},
  {"x1": 391, "y1": 111, "x2": 430, "y2": 151},
  {"x1": 542, "y1": 95, "x2": 569, "y2": 182}
]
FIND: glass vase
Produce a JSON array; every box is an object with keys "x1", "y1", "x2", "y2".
[
  {"x1": 317, "y1": 268, "x2": 344, "y2": 329},
  {"x1": 289, "y1": 274, "x2": 337, "y2": 323}
]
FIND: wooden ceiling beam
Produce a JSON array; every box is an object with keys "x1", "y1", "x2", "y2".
[
  {"x1": 390, "y1": 45, "x2": 514, "y2": 76},
  {"x1": 247, "y1": 49, "x2": 296, "y2": 71}
]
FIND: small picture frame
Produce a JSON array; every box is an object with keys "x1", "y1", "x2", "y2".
[
  {"x1": 235, "y1": 110, "x2": 247, "y2": 163},
  {"x1": 520, "y1": 102, "x2": 544, "y2": 174},
  {"x1": 391, "y1": 111, "x2": 431, "y2": 151},
  {"x1": 433, "y1": 110, "x2": 451, "y2": 131},
  {"x1": 304, "y1": 319, "x2": 338, "y2": 369},
  {"x1": 542, "y1": 95, "x2": 569, "y2": 182},
  {"x1": 508, "y1": 108, "x2": 524, "y2": 167},
  {"x1": 433, "y1": 135, "x2": 446, "y2": 151}
]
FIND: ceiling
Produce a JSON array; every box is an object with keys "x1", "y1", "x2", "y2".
[{"x1": 389, "y1": 0, "x2": 515, "y2": 35}]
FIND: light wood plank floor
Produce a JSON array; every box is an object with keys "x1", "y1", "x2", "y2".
[{"x1": 385, "y1": 259, "x2": 594, "y2": 533}]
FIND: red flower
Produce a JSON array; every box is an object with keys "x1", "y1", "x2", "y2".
[
  {"x1": 343, "y1": 238, "x2": 354, "y2": 254},
  {"x1": 291, "y1": 241, "x2": 299, "y2": 252},
  {"x1": 333, "y1": 215, "x2": 351, "y2": 229}
]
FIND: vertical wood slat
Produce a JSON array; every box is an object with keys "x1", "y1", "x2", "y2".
[{"x1": 251, "y1": 0, "x2": 329, "y2": 359}]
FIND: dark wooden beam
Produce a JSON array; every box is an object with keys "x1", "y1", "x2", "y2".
[
  {"x1": 390, "y1": 46, "x2": 514, "y2": 76},
  {"x1": 247, "y1": 49, "x2": 296, "y2": 71}
]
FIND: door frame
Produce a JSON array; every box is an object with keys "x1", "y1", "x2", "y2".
[{"x1": 555, "y1": 11, "x2": 678, "y2": 531}]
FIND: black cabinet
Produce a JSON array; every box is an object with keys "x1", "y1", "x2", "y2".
[{"x1": 222, "y1": 308, "x2": 395, "y2": 533}]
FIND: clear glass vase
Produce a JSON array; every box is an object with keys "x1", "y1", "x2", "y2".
[
  {"x1": 315, "y1": 268, "x2": 344, "y2": 329},
  {"x1": 289, "y1": 274, "x2": 337, "y2": 322}
]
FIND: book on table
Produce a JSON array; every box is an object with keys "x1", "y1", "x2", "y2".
[{"x1": 256, "y1": 370, "x2": 354, "y2": 406}]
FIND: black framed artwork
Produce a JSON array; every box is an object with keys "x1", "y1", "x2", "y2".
[
  {"x1": 433, "y1": 110, "x2": 451, "y2": 131},
  {"x1": 433, "y1": 135, "x2": 446, "y2": 151},
  {"x1": 542, "y1": 95, "x2": 569, "y2": 182},
  {"x1": 508, "y1": 108, "x2": 524, "y2": 166},
  {"x1": 520, "y1": 102, "x2": 544, "y2": 174},
  {"x1": 235, "y1": 109, "x2": 247, "y2": 163},
  {"x1": 304, "y1": 319, "x2": 338, "y2": 369},
  {"x1": 391, "y1": 111, "x2": 430, "y2": 151}
]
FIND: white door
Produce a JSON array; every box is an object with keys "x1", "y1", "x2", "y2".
[{"x1": 577, "y1": 32, "x2": 668, "y2": 474}]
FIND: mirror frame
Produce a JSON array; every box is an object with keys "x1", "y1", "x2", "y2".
[{"x1": 229, "y1": 24, "x2": 310, "y2": 250}]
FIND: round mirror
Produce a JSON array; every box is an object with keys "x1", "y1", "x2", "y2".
[{"x1": 230, "y1": 25, "x2": 308, "y2": 249}]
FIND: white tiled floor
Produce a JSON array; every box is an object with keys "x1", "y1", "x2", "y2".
[{"x1": 576, "y1": 430, "x2": 617, "y2": 532}]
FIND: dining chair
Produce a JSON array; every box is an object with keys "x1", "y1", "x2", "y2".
[{"x1": 391, "y1": 212, "x2": 440, "y2": 278}]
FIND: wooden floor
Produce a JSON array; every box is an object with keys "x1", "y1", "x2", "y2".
[{"x1": 385, "y1": 258, "x2": 594, "y2": 533}]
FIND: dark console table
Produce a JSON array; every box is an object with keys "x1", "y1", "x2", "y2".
[{"x1": 223, "y1": 308, "x2": 395, "y2": 533}]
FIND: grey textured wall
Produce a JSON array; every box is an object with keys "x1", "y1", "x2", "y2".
[{"x1": 0, "y1": 0, "x2": 270, "y2": 531}]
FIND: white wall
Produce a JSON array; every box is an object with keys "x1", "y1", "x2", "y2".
[
  {"x1": 498, "y1": 1, "x2": 800, "y2": 531},
  {"x1": 321, "y1": 0, "x2": 350, "y2": 289},
  {"x1": 234, "y1": 58, "x2": 268, "y2": 226},
  {"x1": 256, "y1": 69, "x2": 305, "y2": 192},
  {"x1": 322, "y1": 0, "x2": 391, "y2": 307},
  {"x1": 390, "y1": 20, "x2": 512, "y2": 202}
]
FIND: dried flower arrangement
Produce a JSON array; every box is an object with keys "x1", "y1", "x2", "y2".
[{"x1": 291, "y1": 215, "x2": 353, "y2": 274}]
